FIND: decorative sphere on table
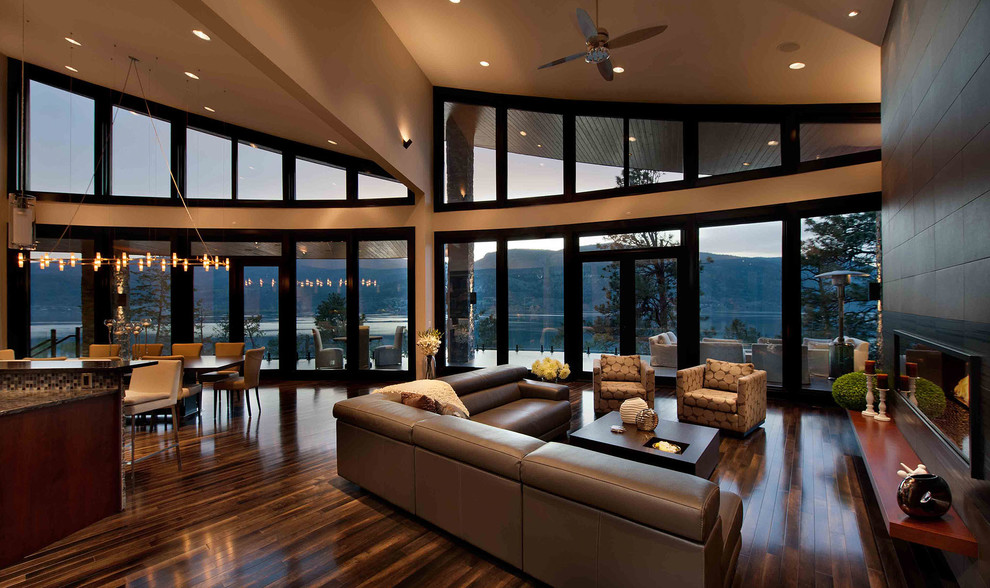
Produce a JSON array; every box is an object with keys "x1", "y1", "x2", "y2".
[
  {"x1": 635, "y1": 408, "x2": 659, "y2": 431},
  {"x1": 619, "y1": 397, "x2": 649, "y2": 424},
  {"x1": 897, "y1": 473, "x2": 951, "y2": 519}
]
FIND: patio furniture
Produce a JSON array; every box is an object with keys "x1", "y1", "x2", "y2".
[
  {"x1": 648, "y1": 331, "x2": 677, "y2": 368},
  {"x1": 700, "y1": 338, "x2": 745, "y2": 363},
  {"x1": 372, "y1": 325, "x2": 405, "y2": 368},
  {"x1": 313, "y1": 329, "x2": 343, "y2": 369}
]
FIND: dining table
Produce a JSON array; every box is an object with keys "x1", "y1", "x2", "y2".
[{"x1": 179, "y1": 355, "x2": 245, "y2": 381}]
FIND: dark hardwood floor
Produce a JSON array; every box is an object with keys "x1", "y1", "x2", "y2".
[{"x1": 0, "y1": 381, "x2": 907, "y2": 587}]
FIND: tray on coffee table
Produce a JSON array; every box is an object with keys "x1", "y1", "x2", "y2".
[{"x1": 570, "y1": 411, "x2": 721, "y2": 478}]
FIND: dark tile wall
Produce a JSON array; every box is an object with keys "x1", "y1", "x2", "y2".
[{"x1": 882, "y1": 0, "x2": 990, "y2": 584}]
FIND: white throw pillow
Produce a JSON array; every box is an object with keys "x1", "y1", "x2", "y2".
[{"x1": 666, "y1": 331, "x2": 677, "y2": 344}]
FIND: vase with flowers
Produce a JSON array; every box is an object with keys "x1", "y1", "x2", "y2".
[
  {"x1": 531, "y1": 357, "x2": 570, "y2": 383},
  {"x1": 417, "y1": 328, "x2": 442, "y2": 379}
]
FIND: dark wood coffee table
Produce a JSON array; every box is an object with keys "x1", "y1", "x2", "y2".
[{"x1": 570, "y1": 411, "x2": 721, "y2": 478}]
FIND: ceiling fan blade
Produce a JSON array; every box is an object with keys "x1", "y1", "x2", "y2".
[
  {"x1": 576, "y1": 7, "x2": 598, "y2": 40},
  {"x1": 608, "y1": 25, "x2": 668, "y2": 49},
  {"x1": 538, "y1": 51, "x2": 589, "y2": 70},
  {"x1": 597, "y1": 58, "x2": 614, "y2": 81}
]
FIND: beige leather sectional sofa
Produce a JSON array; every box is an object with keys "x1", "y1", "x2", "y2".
[{"x1": 332, "y1": 366, "x2": 742, "y2": 588}]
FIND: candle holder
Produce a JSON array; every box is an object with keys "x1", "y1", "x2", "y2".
[
  {"x1": 907, "y1": 375, "x2": 918, "y2": 406},
  {"x1": 862, "y1": 373, "x2": 877, "y2": 417},
  {"x1": 874, "y1": 388, "x2": 891, "y2": 422}
]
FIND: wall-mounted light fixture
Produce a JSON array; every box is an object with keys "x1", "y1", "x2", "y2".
[{"x1": 402, "y1": 138, "x2": 413, "y2": 149}]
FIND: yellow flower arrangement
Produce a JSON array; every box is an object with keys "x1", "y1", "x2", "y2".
[
  {"x1": 416, "y1": 328, "x2": 442, "y2": 357},
  {"x1": 531, "y1": 357, "x2": 570, "y2": 382}
]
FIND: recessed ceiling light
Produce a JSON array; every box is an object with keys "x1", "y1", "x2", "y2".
[
  {"x1": 449, "y1": 0, "x2": 460, "y2": 3},
  {"x1": 204, "y1": 106, "x2": 215, "y2": 112},
  {"x1": 776, "y1": 42, "x2": 800, "y2": 53},
  {"x1": 789, "y1": 62, "x2": 806, "y2": 70},
  {"x1": 327, "y1": 139, "x2": 338, "y2": 145},
  {"x1": 537, "y1": 144, "x2": 542, "y2": 148},
  {"x1": 184, "y1": 71, "x2": 200, "y2": 79},
  {"x1": 768, "y1": 140, "x2": 779, "y2": 146},
  {"x1": 65, "y1": 65, "x2": 78, "y2": 73},
  {"x1": 192, "y1": 29, "x2": 211, "y2": 41},
  {"x1": 479, "y1": 60, "x2": 490, "y2": 67},
  {"x1": 628, "y1": 136, "x2": 637, "y2": 142},
  {"x1": 848, "y1": 10, "x2": 859, "y2": 17},
  {"x1": 65, "y1": 37, "x2": 81, "y2": 46},
  {"x1": 519, "y1": 130, "x2": 527, "y2": 136},
  {"x1": 612, "y1": 66, "x2": 624, "y2": 73},
  {"x1": 742, "y1": 162, "x2": 751, "y2": 166}
]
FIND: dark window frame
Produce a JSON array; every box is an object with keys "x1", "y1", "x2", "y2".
[
  {"x1": 7, "y1": 60, "x2": 414, "y2": 208},
  {"x1": 434, "y1": 86, "x2": 880, "y2": 212}
]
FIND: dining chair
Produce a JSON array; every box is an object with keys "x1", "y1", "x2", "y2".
[
  {"x1": 215, "y1": 342, "x2": 245, "y2": 376},
  {"x1": 89, "y1": 344, "x2": 121, "y2": 358},
  {"x1": 123, "y1": 359, "x2": 183, "y2": 481},
  {"x1": 0, "y1": 349, "x2": 14, "y2": 360},
  {"x1": 171, "y1": 343, "x2": 204, "y2": 359},
  {"x1": 214, "y1": 348, "x2": 265, "y2": 416},
  {"x1": 144, "y1": 355, "x2": 203, "y2": 420},
  {"x1": 132, "y1": 343, "x2": 164, "y2": 359}
]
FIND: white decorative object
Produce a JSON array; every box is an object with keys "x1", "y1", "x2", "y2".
[
  {"x1": 907, "y1": 376, "x2": 918, "y2": 406},
  {"x1": 897, "y1": 463, "x2": 928, "y2": 478},
  {"x1": 862, "y1": 373, "x2": 877, "y2": 417},
  {"x1": 619, "y1": 397, "x2": 649, "y2": 424},
  {"x1": 874, "y1": 387, "x2": 891, "y2": 422}
]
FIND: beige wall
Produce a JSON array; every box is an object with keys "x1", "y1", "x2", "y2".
[
  {"x1": 173, "y1": 0, "x2": 433, "y2": 197},
  {"x1": 24, "y1": 161, "x2": 880, "y2": 374}
]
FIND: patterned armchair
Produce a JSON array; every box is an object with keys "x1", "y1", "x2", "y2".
[
  {"x1": 676, "y1": 359, "x2": 767, "y2": 436},
  {"x1": 593, "y1": 355, "x2": 655, "y2": 413}
]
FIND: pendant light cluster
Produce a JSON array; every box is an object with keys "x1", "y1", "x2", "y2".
[{"x1": 17, "y1": 251, "x2": 230, "y2": 273}]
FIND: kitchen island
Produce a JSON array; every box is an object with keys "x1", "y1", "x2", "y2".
[{"x1": 0, "y1": 360, "x2": 151, "y2": 568}]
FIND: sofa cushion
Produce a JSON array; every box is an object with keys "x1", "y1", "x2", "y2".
[
  {"x1": 599, "y1": 355, "x2": 642, "y2": 382},
  {"x1": 439, "y1": 365, "x2": 529, "y2": 396},
  {"x1": 412, "y1": 416, "x2": 546, "y2": 480},
  {"x1": 460, "y1": 382, "x2": 521, "y2": 416},
  {"x1": 470, "y1": 398, "x2": 571, "y2": 440},
  {"x1": 652, "y1": 333, "x2": 671, "y2": 345},
  {"x1": 598, "y1": 380, "x2": 647, "y2": 401},
  {"x1": 719, "y1": 491, "x2": 743, "y2": 577},
  {"x1": 682, "y1": 388, "x2": 738, "y2": 413},
  {"x1": 666, "y1": 331, "x2": 677, "y2": 344},
  {"x1": 704, "y1": 359, "x2": 754, "y2": 392},
  {"x1": 521, "y1": 443, "x2": 720, "y2": 542},
  {"x1": 332, "y1": 394, "x2": 441, "y2": 443}
]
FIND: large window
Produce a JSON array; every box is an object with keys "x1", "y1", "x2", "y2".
[
  {"x1": 113, "y1": 239, "x2": 172, "y2": 349},
  {"x1": 699, "y1": 222, "x2": 782, "y2": 382},
  {"x1": 576, "y1": 116, "x2": 624, "y2": 192},
  {"x1": 801, "y1": 212, "x2": 879, "y2": 390},
  {"x1": 186, "y1": 128, "x2": 232, "y2": 199},
  {"x1": 443, "y1": 102, "x2": 496, "y2": 203},
  {"x1": 243, "y1": 265, "x2": 280, "y2": 367},
  {"x1": 29, "y1": 238, "x2": 94, "y2": 358},
  {"x1": 800, "y1": 123, "x2": 882, "y2": 161},
  {"x1": 507, "y1": 110, "x2": 563, "y2": 199},
  {"x1": 296, "y1": 241, "x2": 347, "y2": 370},
  {"x1": 444, "y1": 241, "x2": 497, "y2": 367},
  {"x1": 359, "y1": 240, "x2": 409, "y2": 370},
  {"x1": 237, "y1": 142, "x2": 282, "y2": 200},
  {"x1": 28, "y1": 81, "x2": 95, "y2": 195},
  {"x1": 508, "y1": 238, "x2": 564, "y2": 364},
  {"x1": 112, "y1": 108, "x2": 171, "y2": 197},
  {"x1": 629, "y1": 119, "x2": 683, "y2": 185},
  {"x1": 296, "y1": 158, "x2": 346, "y2": 200},
  {"x1": 358, "y1": 172, "x2": 407, "y2": 199},
  {"x1": 698, "y1": 122, "x2": 780, "y2": 176},
  {"x1": 193, "y1": 264, "x2": 229, "y2": 356}
]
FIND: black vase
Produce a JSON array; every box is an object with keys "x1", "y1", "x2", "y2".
[{"x1": 896, "y1": 474, "x2": 952, "y2": 519}]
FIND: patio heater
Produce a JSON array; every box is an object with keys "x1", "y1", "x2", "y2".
[{"x1": 815, "y1": 270, "x2": 870, "y2": 379}]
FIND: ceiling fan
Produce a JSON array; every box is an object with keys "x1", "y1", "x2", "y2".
[{"x1": 537, "y1": 1, "x2": 667, "y2": 81}]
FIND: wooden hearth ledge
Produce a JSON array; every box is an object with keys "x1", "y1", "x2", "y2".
[{"x1": 848, "y1": 410, "x2": 978, "y2": 558}]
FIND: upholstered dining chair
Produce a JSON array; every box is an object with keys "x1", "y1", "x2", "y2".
[
  {"x1": 132, "y1": 343, "x2": 164, "y2": 359},
  {"x1": 171, "y1": 343, "x2": 203, "y2": 359},
  {"x1": 214, "y1": 347, "x2": 265, "y2": 416},
  {"x1": 214, "y1": 342, "x2": 245, "y2": 377},
  {"x1": 593, "y1": 355, "x2": 655, "y2": 413},
  {"x1": 88, "y1": 344, "x2": 121, "y2": 358},
  {"x1": 372, "y1": 325, "x2": 404, "y2": 368},
  {"x1": 144, "y1": 355, "x2": 203, "y2": 420},
  {"x1": 0, "y1": 349, "x2": 14, "y2": 360},
  {"x1": 123, "y1": 359, "x2": 183, "y2": 480},
  {"x1": 676, "y1": 359, "x2": 767, "y2": 436}
]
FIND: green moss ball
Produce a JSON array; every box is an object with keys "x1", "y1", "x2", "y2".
[
  {"x1": 832, "y1": 371, "x2": 867, "y2": 411},
  {"x1": 915, "y1": 377, "x2": 947, "y2": 419}
]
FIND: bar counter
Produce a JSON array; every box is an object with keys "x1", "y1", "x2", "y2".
[{"x1": 0, "y1": 359, "x2": 152, "y2": 568}]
